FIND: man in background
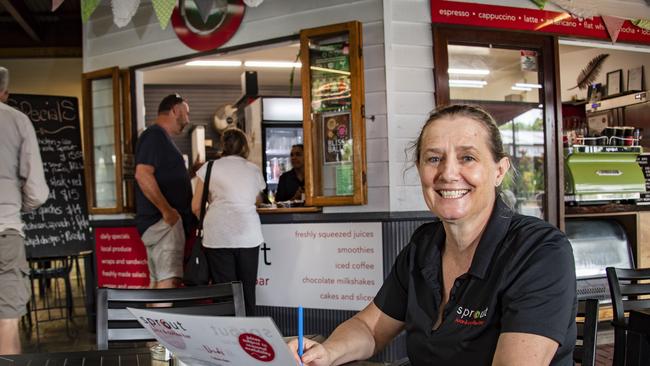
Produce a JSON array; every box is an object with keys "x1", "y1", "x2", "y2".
[
  {"x1": 0, "y1": 67, "x2": 49, "y2": 354},
  {"x1": 135, "y1": 94, "x2": 194, "y2": 289}
]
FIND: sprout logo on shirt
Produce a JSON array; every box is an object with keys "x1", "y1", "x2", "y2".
[{"x1": 455, "y1": 306, "x2": 489, "y2": 326}]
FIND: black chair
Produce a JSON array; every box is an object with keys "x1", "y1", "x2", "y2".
[
  {"x1": 96, "y1": 282, "x2": 246, "y2": 350},
  {"x1": 606, "y1": 267, "x2": 650, "y2": 366},
  {"x1": 574, "y1": 299, "x2": 599, "y2": 366},
  {"x1": 27, "y1": 256, "x2": 76, "y2": 344}
]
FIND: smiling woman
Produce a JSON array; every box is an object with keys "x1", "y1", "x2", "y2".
[
  {"x1": 286, "y1": 105, "x2": 578, "y2": 366},
  {"x1": 412, "y1": 105, "x2": 510, "y2": 225}
]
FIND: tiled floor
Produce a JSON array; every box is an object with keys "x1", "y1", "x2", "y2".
[{"x1": 16, "y1": 269, "x2": 617, "y2": 364}]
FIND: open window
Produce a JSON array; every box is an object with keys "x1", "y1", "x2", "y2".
[
  {"x1": 300, "y1": 21, "x2": 367, "y2": 206},
  {"x1": 82, "y1": 67, "x2": 134, "y2": 214}
]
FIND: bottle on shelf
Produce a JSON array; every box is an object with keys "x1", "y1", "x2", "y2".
[{"x1": 271, "y1": 157, "x2": 280, "y2": 181}]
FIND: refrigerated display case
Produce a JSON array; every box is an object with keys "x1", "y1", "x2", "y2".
[
  {"x1": 244, "y1": 97, "x2": 303, "y2": 192},
  {"x1": 264, "y1": 125, "x2": 303, "y2": 189}
]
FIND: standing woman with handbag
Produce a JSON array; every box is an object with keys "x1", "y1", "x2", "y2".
[{"x1": 191, "y1": 128, "x2": 266, "y2": 316}]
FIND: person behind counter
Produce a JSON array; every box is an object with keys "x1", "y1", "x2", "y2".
[
  {"x1": 275, "y1": 144, "x2": 304, "y2": 202},
  {"x1": 191, "y1": 128, "x2": 265, "y2": 316},
  {"x1": 288, "y1": 105, "x2": 577, "y2": 366}
]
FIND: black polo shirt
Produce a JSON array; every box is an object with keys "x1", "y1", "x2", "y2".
[
  {"x1": 135, "y1": 124, "x2": 195, "y2": 236},
  {"x1": 275, "y1": 169, "x2": 304, "y2": 201},
  {"x1": 374, "y1": 198, "x2": 577, "y2": 366}
]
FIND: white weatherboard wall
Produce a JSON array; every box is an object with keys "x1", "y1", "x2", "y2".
[
  {"x1": 384, "y1": 0, "x2": 433, "y2": 212},
  {"x1": 83, "y1": 0, "x2": 390, "y2": 213}
]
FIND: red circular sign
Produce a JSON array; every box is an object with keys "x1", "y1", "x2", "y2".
[
  {"x1": 238, "y1": 333, "x2": 275, "y2": 362},
  {"x1": 171, "y1": 0, "x2": 246, "y2": 52}
]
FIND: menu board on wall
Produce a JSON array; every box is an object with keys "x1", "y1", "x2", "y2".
[
  {"x1": 309, "y1": 41, "x2": 352, "y2": 113},
  {"x1": 431, "y1": 1, "x2": 650, "y2": 45},
  {"x1": 7, "y1": 94, "x2": 91, "y2": 258},
  {"x1": 94, "y1": 227, "x2": 149, "y2": 288},
  {"x1": 257, "y1": 222, "x2": 383, "y2": 311}
]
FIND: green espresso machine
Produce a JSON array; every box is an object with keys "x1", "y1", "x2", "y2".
[{"x1": 564, "y1": 146, "x2": 646, "y2": 203}]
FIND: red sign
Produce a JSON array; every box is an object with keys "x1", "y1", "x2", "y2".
[
  {"x1": 431, "y1": 1, "x2": 650, "y2": 45},
  {"x1": 172, "y1": 0, "x2": 245, "y2": 51},
  {"x1": 238, "y1": 333, "x2": 275, "y2": 362},
  {"x1": 95, "y1": 227, "x2": 150, "y2": 288}
]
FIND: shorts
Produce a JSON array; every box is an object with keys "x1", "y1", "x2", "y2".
[
  {"x1": 0, "y1": 230, "x2": 31, "y2": 319},
  {"x1": 141, "y1": 219, "x2": 185, "y2": 283}
]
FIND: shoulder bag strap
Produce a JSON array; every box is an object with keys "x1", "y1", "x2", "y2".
[{"x1": 197, "y1": 160, "x2": 214, "y2": 237}]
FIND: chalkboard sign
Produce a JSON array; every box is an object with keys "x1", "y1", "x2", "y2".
[{"x1": 7, "y1": 94, "x2": 91, "y2": 258}]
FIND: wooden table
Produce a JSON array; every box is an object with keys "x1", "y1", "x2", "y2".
[{"x1": 627, "y1": 309, "x2": 650, "y2": 366}]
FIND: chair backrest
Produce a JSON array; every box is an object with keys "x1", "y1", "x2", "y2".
[
  {"x1": 96, "y1": 282, "x2": 246, "y2": 350},
  {"x1": 574, "y1": 299, "x2": 599, "y2": 366},
  {"x1": 605, "y1": 267, "x2": 650, "y2": 366},
  {"x1": 606, "y1": 267, "x2": 650, "y2": 324}
]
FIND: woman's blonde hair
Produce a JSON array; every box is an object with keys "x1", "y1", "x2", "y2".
[{"x1": 221, "y1": 128, "x2": 249, "y2": 159}]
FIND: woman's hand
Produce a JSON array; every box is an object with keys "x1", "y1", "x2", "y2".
[{"x1": 287, "y1": 337, "x2": 333, "y2": 366}]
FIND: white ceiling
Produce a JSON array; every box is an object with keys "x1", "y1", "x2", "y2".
[{"x1": 142, "y1": 42, "x2": 302, "y2": 87}]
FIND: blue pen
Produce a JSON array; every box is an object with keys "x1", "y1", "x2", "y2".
[{"x1": 298, "y1": 306, "x2": 304, "y2": 365}]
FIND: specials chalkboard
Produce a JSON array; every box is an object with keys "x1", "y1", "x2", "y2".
[{"x1": 7, "y1": 94, "x2": 91, "y2": 258}]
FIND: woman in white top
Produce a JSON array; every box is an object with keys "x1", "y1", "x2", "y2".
[{"x1": 192, "y1": 128, "x2": 266, "y2": 316}]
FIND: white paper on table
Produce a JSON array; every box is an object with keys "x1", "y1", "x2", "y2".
[{"x1": 127, "y1": 308, "x2": 297, "y2": 366}]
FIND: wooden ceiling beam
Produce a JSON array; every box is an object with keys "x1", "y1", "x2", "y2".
[{"x1": 0, "y1": 0, "x2": 41, "y2": 42}]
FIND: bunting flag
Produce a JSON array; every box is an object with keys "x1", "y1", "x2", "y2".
[
  {"x1": 633, "y1": 19, "x2": 650, "y2": 31},
  {"x1": 152, "y1": 0, "x2": 176, "y2": 29},
  {"x1": 194, "y1": 0, "x2": 214, "y2": 24},
  {"x1": 81, "y1": 0, "x2": 101, "y2": 23},
  {"x1": 243, "y1": 0, "x2": 264, "y2": 6},
  {"x1": 602, "y1": 15, "x2": 626, "y2": 43},
  {"x1": 112, "y1": 0, "x2": 141, "y2": 28},
  {"x1": 550, "y1": 0, "x2": 598, "y2": 20},
  {"x1": 52, "y1": 0, "x2": 65, "y2": 11},
  {"x1": 529, "y1": 0, "x2": 547, "y2": 10}
]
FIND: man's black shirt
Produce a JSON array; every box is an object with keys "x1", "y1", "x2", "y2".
[{"x1": 134, "y1": 124, "x2": 195, "y2": 235}]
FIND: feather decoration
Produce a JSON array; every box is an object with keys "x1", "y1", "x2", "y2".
[{"x1": 568, "y1": 53, "x2": 609, "y2": 90}]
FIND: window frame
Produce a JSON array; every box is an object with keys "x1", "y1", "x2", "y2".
[
  {"x1": 82, "y1": 66, "x2": 134, "y2": 214},
  {"x1": 300, "y1": 21, "x2": 367, "y2": 206},
  {"x1": 432, "y1": 25, "x2": 563, "y2": 228}
]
